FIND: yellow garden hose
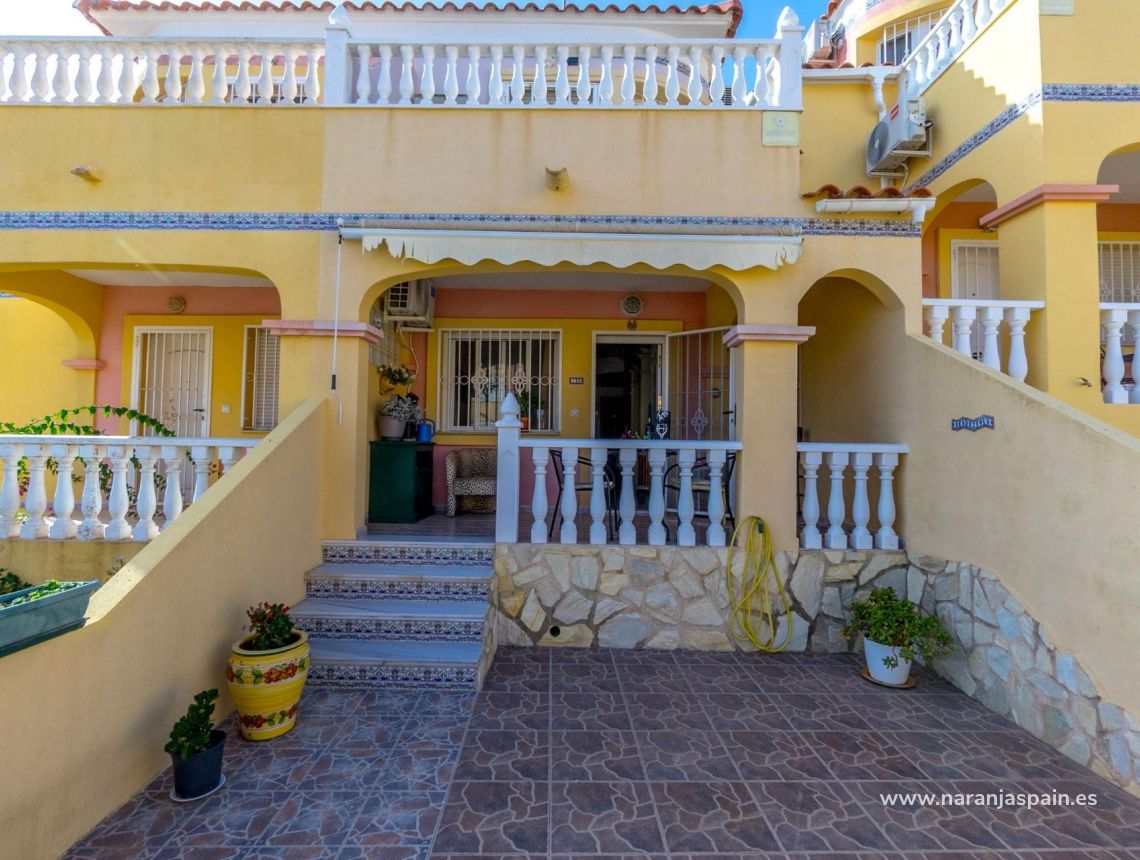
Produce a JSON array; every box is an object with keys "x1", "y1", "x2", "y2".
[{"x1": 725, "y1": 516, "x2": 792, "y2": 652}]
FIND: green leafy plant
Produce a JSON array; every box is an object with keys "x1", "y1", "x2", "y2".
[
  {"x1": 0, "y1": 405, "x2": 175, "y2": 437},
  {"x1": 1, "y1": 579, "x2": 85, "y2": 609},
  {"x1": 843, "y1": 587, "x2": 954, "y2": 668},
  {"x1": 245, "y1": 602, "x2": 296, "y2": 651},
  {"x1": 164, "y1": 689, "x2": 219, "y2": 760},
  {"x1": 380, "y1": 394, "x2": 424, "y2": 423},
  {"x1": 0, "y1": 570, "x2": 32, "y2": 596}
]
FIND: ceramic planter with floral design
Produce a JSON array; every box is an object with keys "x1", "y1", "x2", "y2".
[{"x1": 225, "y1": 630, "x2": 309, "y2": 740}]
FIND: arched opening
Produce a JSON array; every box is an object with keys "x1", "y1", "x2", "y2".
[
  {"x1": 921, "y1": 179, "x2": 999, "y2": 301},
  {"x1": 1096, "y1": 147, "x2": 1140, "y2": 403}
]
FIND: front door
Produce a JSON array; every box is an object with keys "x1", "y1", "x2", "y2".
[
  {"x1": 131, "y1": 327, "x2": 213, "y2": 437},
  {"x1": 593, "y1": 334, "x2": 664, "y2": 438}
]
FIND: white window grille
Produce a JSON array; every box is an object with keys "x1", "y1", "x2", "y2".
[
  {"x1": 370, "y1": 317, "x2": 402, "y2": 368},
  {"x1": 242, "y1": 325, "x2": 280, "y2": 432},
  {"x1": 439, "y1": 329, "x2": 561, "y2": 433},
  {"x1": 1099, "y1": 242, "x2": 1140, "y2": 303},
  {"x1": 878, "y1": 8, "x2": 949, "y2": 65},
  {"x1": 951, "y1": 240, "x2": 1000, "y2": 301}
]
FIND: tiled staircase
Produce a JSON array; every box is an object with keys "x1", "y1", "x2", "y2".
[{"x1": 292, "y1": 538, "x2": 496, "y2": 689}]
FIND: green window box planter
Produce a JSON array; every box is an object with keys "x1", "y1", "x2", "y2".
[{"x1": 0, "y1": 581, "x2": 99, "y2": 657}]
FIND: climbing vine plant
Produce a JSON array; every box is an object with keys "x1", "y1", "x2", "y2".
[{"x1": 1, "y1": 405, "x2": 174, "y2": 438}]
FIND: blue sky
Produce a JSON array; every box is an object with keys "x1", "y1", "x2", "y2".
[{"x1": 736, "y1": 0, "x2": 828, "y2": 37}]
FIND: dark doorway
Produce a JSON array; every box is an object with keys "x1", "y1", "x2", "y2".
[{"x1": 594, "y1": 340, "x2": 661, "y2": 438}]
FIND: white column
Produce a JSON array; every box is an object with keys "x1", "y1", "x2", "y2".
[
  {"x1": 559, "y1": 446, "x2": 579, "y2": 544},
  {"x1": 925, "y1": 304, "x2": 950, "y2": 346},
  {"x1": 799, "y1": 450, "x2": 822, "y2": 550},
  {"x1": 824, "y1": 451, "x2": 849, "y2": 550},
  {"x1": 0, "y1": 443, "x2": 24, "y2": 539},
  {"x1": 496, "y1": 394, "x2": 522, "y2": 544},
  {"x1": 979, "y1": 305, "x2": 1004, "y2": 372},
  {"x1": 647, "y1": 447, "x2": 667, "y2": 546},
  {"x1": 161, "y1": 445, "x2": 184, "y2": 530},
  {"x1": 849, "y1": 451, "x2": 873, "y2": 550},
  {"x1": 1004, "y1": 306, "x2": 1031, "y2": 383},
  {"x1": 618, "y1": 447, "x2": 637, "y2": 546},
  {"x1": 104, "y1": 446, "x2": 132, "y2": 541},
  {"x1": 874, "y1": 452, "x2": 900, "y2": 550},
  {"x1": 132, "y1": 444, "x2": 159, "y2": 542},
  {"x1": 706, "y1": 448, "x2": 727, "y2": 547},
  {"x1": 1129, "y1": 310, "x2": 1140, "y2": 405},
  {"x1": 529, "y1": 445, "x2": 549, "y2": 544},
  {"x1": 775, "y1": 6, "x2": 804, "y2": 110},
  {"x1": 77, "y1": 443, "x2": 105, "y2": 541},
  {"x1": 190, "y1": 445, "x2": 211, "y2": 502},
  {"x1": 588, "y1": 446, "x2": 608, "y2": 545},
  {"x1": 1102, "y1": 308, "x2": 1128, "y2": 404},
  {"x1": 18, "y1": 444, "x2": 50, "y2": 539},
  {"x1": 951, "y1": 304, "x2": 977, "y2": 357},
  {"x1": 676, "y1": 448, "x2": 696, "y2": 547},
  {"x1": 322, "y1": 14, "x2": 351, "y2": 105},
  {"x1": 48, "y1": 443, "x2": 79, "y2": 540}
]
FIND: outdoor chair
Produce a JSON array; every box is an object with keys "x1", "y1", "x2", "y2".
[
  {"x1": 548, "y1": 448, "x2": 619, "y2": 540},
  {"x1": 663, "y1": 450, "x2": 737, "y2": 538},
  {"x1": 445, "y1": 448, "x2": 497, "y2": 516}
]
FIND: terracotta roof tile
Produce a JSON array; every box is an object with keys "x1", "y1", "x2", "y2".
[{"x1": 802, "y1": 185, "x2": 933, "y2": 199}]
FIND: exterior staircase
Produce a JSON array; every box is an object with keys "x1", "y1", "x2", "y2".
[{"x1": 292, "y1": 537, "x2": 496, "y2": 689}]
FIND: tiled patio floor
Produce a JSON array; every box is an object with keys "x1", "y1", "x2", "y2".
[{"x1": 67, "y1": 649, "x2": 1140, "y2": 859}]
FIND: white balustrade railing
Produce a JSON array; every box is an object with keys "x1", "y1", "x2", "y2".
[
  {"x1": 922, "y1": 298, "x2": 1044, "y2": 382},
  {"x1": 797, "y1": 443, "x2": 908, "y2": 551},
  {"x1": 0, "y1": 436, "x2": 257, "y2": 542},
  {"x1": 899, "y1": 0, "x2": 1011, "y2": 97},
  {"x1": 1099, "y1": 303, "x2": 1140, "y2": 405},
  {"x1": 494, "y1": 395, "x2": 742, "y2": 548},
  {"x1": 0, "y1": 39, "x2": 324, "y2": 106}
]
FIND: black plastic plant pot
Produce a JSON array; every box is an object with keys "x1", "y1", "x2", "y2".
[{"x1": 170, "y1": 730, "x2": 226, "y2": 801}]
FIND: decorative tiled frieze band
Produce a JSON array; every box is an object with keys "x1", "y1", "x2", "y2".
[
  {"x1": 322, "y1": 540, "x2": 495, "y2": 566},
  {"x1": 293, "y1": 616, "x2": 485, "y2": 641},
  {"x1": 305, "y1": 578, "x2": 490, "y2": 602},
  {"x1": 307, "y1": 663, "x2": 478, "y2": 689}
]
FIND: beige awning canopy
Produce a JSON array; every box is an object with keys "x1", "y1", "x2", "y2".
[{"x1": 340, "y1": 227, "x2": 802, "y2": 272}]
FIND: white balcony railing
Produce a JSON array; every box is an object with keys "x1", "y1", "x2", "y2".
[
  {"x1": 494, "y1": 396, "x2": 742, "y2": 548},
  {"x1": 899, "y1": 0, "x2": 1011, "y2": 97},
  {"x1": 922, "y1": 298, "x2": 1045, "y2": 382},
  {"x1": 1100, "y1": 304, "x2": 1140, "y2": 405},
  {"x1": 797, "y1": 443, "x2": 907, "y2": 551},
  {"x1": 0, "y1": 436, "x2": 257, "y2": 543},
  {"x1": 0, "y1": 11, "x2": 805, "y2": 111}
]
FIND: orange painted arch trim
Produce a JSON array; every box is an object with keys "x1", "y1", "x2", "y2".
[{"x1": 979, "y1": 184, "x2": 1120, "y2": 229}]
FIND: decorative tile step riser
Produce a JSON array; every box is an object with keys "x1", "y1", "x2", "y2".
[
  {"x1": 294, "y1": 619, "x2": 485, "y2": 641},
  {"x1": 307, "y1": 665, "x2": 478, "y2": 688},
  {"x1": 322, "y1": 544, "x2": 494, "y2": 566},
  {"x1": 305, "y1": 582, "x2": 489, "y2": 601}
]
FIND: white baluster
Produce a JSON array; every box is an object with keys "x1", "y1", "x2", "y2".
[
  {"x1": 589, "y1": 447, "x2": 608, "y2": 545},
  {"x1": 676, "y1": 448, "x2": 696, "y2": 547},
  {"x1": 1005, "y1": 306, "x2": 1030, "y2": 383},
  {"x1": 559, "y1": 446, "x2": 579, "y2": 544},
  {"x1": 190, "y1": 445, "x2": 211, "y2": 501},
  {"x1": 18, "y1": 444, "x2": 49, "y2": 539},
  {"x1": 76, "y1": 443, "x2": 105, "y2": 541},
  {"x1": 29, "y1": 48, "x2": 48, "y2": 103},
  {"x1": 598, "y1": 45, "x2": 614, "y2": 106},
  {"x1": 420, "y1": 45, "x2": 436, "y2": 105},
  {"x1": 530, "y1": 446, "x2": 549, "y2": 544},
  {"x1": 924, "y1": 304, "x2": 949, "y2": 345},
  {"x1": 976, "y1": 0, "x2": 993, "y2": 27},
  {"x1": 116, "y1": 44, "x2": 137, "y2": 103},
  {"x1": 280, "y1": 48, "x2": 299, "y2": 103},
  {"x1": 824, "y1": 451, "x2": 849, "y2": 550},
  {"x1": 257, "y1": 47, "x2": 275, "y2": 104},
  {"x1": 874, "y1": 452, "x2": 900, "y2": 550},
  {"x1": 620, "y1": 45, "x2": 636, "y2": 107},
  {"x1": 687, "y1": 45, "x2": 704, "y2": 106},
  {"x1": 979, "y1": 305, "x2": 1004, "y2": 372},
  {"x1": 510, "y1": 45, "x2": 524, "y2": 105},
  {"x1": 924, "y1": 42, "x2": 938, "y2": 81},
  {"x1": 96, "y1": 46, "x2": 115, "y2": 103},
  {"x1": 184, "y1": 48, "x2": 205, "y2": 104},
  {"x1": 575, "y1": 46, "x2": 591, "y2": 105},
  {"x1": 210, "y1": 45, "x2": 229, "y2": 104},
  {"x1": 488, "y1": 45, "x2": 504, "y2": 105},
  {"x1": 730, "y1": 46, "x2": 746, "y2": 107},
  {"x1": 398, "y1": 45, "x2": 414, "y2": 105},
  {"x1": 531, "y1": 44, "x2": 548, "y2": 106},
  {"x1": 553, "y1": 45, "x2": 570, "y2": 106},
  {"x1": 706, "y1": 448, "x2": 727, "y2": 547},
  {"x1": 7, "y1": 46, "x2": 28, "y2": 102},
  {"x1": 664, "y1": 45, "x2": 680, "y2": 106},
  {"x1": 52, "y1": 45, "x2": 73, "y2": 104},
  {"x1": 0, "y1": 442, "x2": 22, "y2": 538},
  {"x1": 947, "y1": 6, "x2": 963, "y2": 52},
  {"x1": 140, "y1": 46, "x2": 160, "y2": 103},
  {"x1": 647, "y1": 447, "x2": 667, "y2": 546},
  {"x1": 849, "y1": 452, "x2": 873, "y2": 550},
  {"x1": 218, "y1": 446, "x2": 239, "y2": 476},
  {"x1": 443, "y1": 45, "x2": 459, "y2": 105},
  {"x1": 951, "y1": 304, "x2": 977, "y2": 356},
  {"x1": 799, "y1": 450, "x2": 822, "y2": 550},
  {"x1": 232, "y1": 46, "x2": 251, "y2": 103},
  {"x1": 164, "y1": 47, "x2": 184, "y2": 103},
  {"x1": 104, "y1": 446, "x2": 131, "y2": 541},
  {"x1": 1129, "y1": 310, "x2": 1140, "y2": 404},
  {"x1": 48, "y1": 443, "x2": 79, "y2": 540},
  {"x1": 618, "y1": 447, "x2": 637, "y2": 546},
  {"x1": 960, "y1": 0, "x2": 978, "y2": 40},
  {"x1": 303, "y1": 47, "x2": 320, "y2": 103},
  {"x1": 643, "y1": 45, "x2": 658, "y2": 106},
  {"x1": 709, "y1": 46, "x2": 725, "y2": 107},
  {"x1": 1102, "y1": 309, "x2": 1128, "y2": 404},
  {"x1": 161, "y1": 445, "x2": 184, "y2": 530},
  {"x1": 466, "y1": 45, "x2": 482, "y2": 105},
  {"x1": 131, "y1": 445, "x2": 159, "y2": 541},
  {"x1": 377, "y1": 45, "x2": 392, "y2": 105}
]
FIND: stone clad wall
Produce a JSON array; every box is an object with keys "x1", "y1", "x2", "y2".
[{"x1": 493, "y1": 543, "x2": 1140, "y2": 797}]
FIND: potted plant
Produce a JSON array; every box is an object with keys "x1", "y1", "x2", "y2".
[
  {"x1": 515, "y1": 389, "x2": 531, "y2": 431},
  {"x1": 0, "y1": 577, "x2": 100, "y2": 657},
  {"x1": 379, "y1": 394, "x2": 424, "y2": 441},
  {"x1": 843, "y1": 587, "x2": 953, "y2": 686},
  {"x1": 165, "y1": 689, "x2": 226, "y2": 801},
  {"x1": 225, "y1": 602, "x2": 310, "y2": 741}
]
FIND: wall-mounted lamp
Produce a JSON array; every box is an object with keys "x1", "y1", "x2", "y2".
[
  {"x1": 71, "y1": 166, "x2": 104, "y2": 183},
  {"x1": 545, "y1": 166, "x2": 569, "y2": 191}
]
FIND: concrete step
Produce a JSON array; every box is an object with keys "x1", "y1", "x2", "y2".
[
  {"x1": 306, "y1": 638, "x2": 483, "y2": 689},
  {"x1": 322, "y1": 538, "x2": 494, "y2": 567},
  {"x1": 305, "y1": 562, "x2": 492, "y2": 601},
  {"x1": 292, "y1": 597, "x2": 487, "y2": 641}
]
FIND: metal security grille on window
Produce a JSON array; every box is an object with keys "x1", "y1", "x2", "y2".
[
  {"x1": 243, "y1": 326, "x2": 280, "y2": 432},
  {"x1": 1099, "y1": 242, "x2": 1140, "y2": 303},
  {"x1": 879, "y1": 8, "x2": 949, "y2": 65},
  {"x1": 440, "y1": 329, "x2": 560, "y2": 432},
  {"x1": 666, "y1": 328, "x2": 735, "y2": 441}
]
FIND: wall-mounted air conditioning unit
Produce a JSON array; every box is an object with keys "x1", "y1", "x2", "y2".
[
  {"x1": 866, "y1": 97, "x2": 931, "y2": 178},
  {"x1": 384, "y1": 279, "x2": 435, "y2": 329}
]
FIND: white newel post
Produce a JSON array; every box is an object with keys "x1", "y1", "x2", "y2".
[
  {"x1": 132, "y1": 444, "x2": 159, "y2": 541},
  {"x1": 1004, "y1": 306, "x2": 1030, "y2": 383},
  {"x1": 495, "y1": 394, "x2": 522, "y2": 544},
  {"x1": 849, "y1": 451, "x2": 873, "y2": 550},
  {"x1": 529, "y1": 446, "x2": 549, "y2": 544},
  {"x1": 647, "y1": 447, "x2": 667, "y2": 547},
  {"x1": 48, "y1": 443, "x2": 79, "y2": 539},
  {"x1": 924, "y1": 304, "x2": 949, "y2": 345},
  {"x1": 951, "y1": 304, "x2": 977, "y2": 357},
  {"x1": 588, "y1": 446, "x2": 608, "y2": 545},
  {"x1": 979, "y1": 305, "x2": 1004, "y2": 372},
  {"x1": 1130, "y1": 310, "x2": 1140, "y2": 404},
  {"x1": 676, "y1": 448, "x2": 696, "y2": 547},
  {"x1": 874, "y1": 451, "x2": 900, "y2": 550},
  {"x1": 1102, "y1": 309, "x2": 1128, "y2": 404},
  {"x1": 618, "y1": 447, "x2": 637, "y2": 546},
  {"x1": 824, "y1": 451, "x2": 849, "y2": 550},
  {"x1": 799, "y1": 450, "x2": 822, "y2": 550},
  {"x1": 0, "y1": 443, "x2": 22, "y2": 539},
  {"x1": 559, "y1": 446, "x2": 579, "y2": 544},
  {"x1": 706, "y1": 448, "x2": 727, "y2": 547},
  {"x1": 19, "y1": 444, "x2": 50, "y2": 539},
  {"x1": 161, "y1": 445, "x2": 184, "y2": 529},
  {"x1": 105, "y1": 445, "x2": 132, "y2": 540},
  {"x1": 77, "y1": 443, "x2": 105, "y2": 541},
  {"x1": 775, "y1": 6, "x2": 804, "y2": 110}
]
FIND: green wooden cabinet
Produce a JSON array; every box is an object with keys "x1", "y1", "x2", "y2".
[{"x1": 368, "y1": 441, "x2": 434, "y2": 523}]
